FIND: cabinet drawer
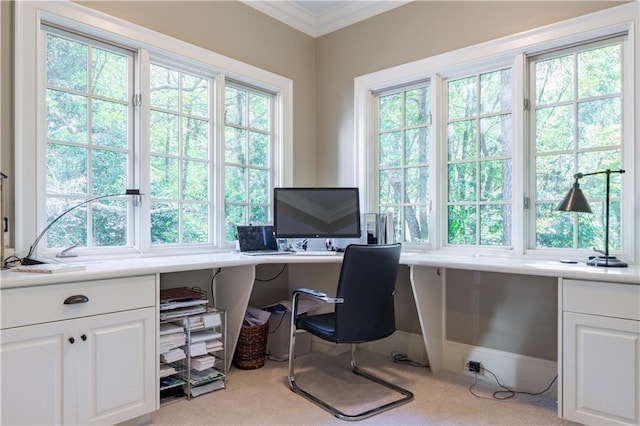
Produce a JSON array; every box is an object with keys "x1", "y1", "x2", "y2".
[
  {"x1": 1, "y1": 275, "x2": 156, "y2": 329},
  {"x1": 563, "y1": 279, "x2": 640, "y2": 320}
]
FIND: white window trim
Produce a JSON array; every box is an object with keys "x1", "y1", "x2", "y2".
[
  {"x1": 15, "y1": 1, "x2": 293, "y2": 258},
  {"x1": 355, "y1": 2, "x2": 638, "y2": 262}
]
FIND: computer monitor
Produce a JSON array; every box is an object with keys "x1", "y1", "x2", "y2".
[{"x1": 273, "y1": 187, "x2": 361, "y2": 239}]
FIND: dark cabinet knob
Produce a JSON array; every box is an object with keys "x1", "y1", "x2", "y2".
[
  {"x1": 81, "y1": 334, "x2": 87, "y2": 341},
  {"x1": 68, "y1": 337, "x2": 75, "y2": 344}
]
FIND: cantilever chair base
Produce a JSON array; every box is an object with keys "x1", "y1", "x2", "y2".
[
  {"x1": 288, "y1": 344, "x2": 414, "y2": 421},
  {"x1": 287, "y1": 244, "x2": 412, "y2": 421}
]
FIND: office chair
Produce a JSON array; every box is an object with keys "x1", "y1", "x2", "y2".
[{"x1": 287, "y1": 243, "x2": 414, "y2": 421}]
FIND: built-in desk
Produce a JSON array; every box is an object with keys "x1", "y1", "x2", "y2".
[{"x1": 1, "y1": 252, "x2": 638, "y2": 425}]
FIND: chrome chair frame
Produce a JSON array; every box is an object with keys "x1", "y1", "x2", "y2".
[{"x1": 287, "y1": 245, "x2": 414, "y2": 421}]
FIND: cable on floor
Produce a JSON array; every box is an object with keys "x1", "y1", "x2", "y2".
[
  {"x1": 391, "y1": 351, "x2": 430, "y2": 369},
  {"x1": 468, "y1": 366, "x2": 557, "y2": 401}
]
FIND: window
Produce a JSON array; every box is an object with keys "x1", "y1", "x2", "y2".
[
  {"x1": 224, "y1": 84, "x2": 275, "y2": 241},
  {"x1": 148, "y1": 63, "x2": 211, "y2": 245},
  {"x1": 15, "y1": 2, "x2": 291, "y2": 258},
  {"x1": 376, "y1": 85, "x2": 431, "y2": 244},
  {"x1": 356, "y1": 3, "x2": 635, "y2": 261},
  {"x1": 530, "y1": 40, "x2": 624, "y2": 251},
  {"x1": 44, "y1": 27, "x2": 135, "y2": 251},
  {"x1": 446, "y1": 69, "x2": 513, "y2": 247}
]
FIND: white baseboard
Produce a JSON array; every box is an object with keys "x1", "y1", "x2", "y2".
[
  {"x1": 443, "y1": 341, "x2": 558, "y2": 398},
  {"x1": 308, "y1": 334, "x2": 556, "y2": 400}
]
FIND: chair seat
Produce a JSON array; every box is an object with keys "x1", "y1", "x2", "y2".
[{"x1": 296, "y1": 313, "x2": 335, "y2": 341}]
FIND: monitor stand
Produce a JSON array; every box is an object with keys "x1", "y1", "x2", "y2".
[{"x1": 305, "y1": 238, "x2": 329, "y2": 252}]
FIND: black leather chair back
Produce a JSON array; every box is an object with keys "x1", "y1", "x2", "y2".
[{"x1": 333, "y1": 243, "x2": 401, "y2": 343}]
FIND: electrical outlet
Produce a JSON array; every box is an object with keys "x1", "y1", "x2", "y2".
[{"x1": 468, "y1": 360, "x2": 481, "y2": 373}]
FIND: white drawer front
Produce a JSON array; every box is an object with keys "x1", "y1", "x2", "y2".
[
  {"x1": 563, "y1": 279, "x2": 640, "y2": 320},
  {"x1": 1, "y1": 275, "x2": 156, "y2": 329}
]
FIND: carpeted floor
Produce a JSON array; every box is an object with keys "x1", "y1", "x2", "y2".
[{"x1": 151, "y1": 350, "x2": 569, "y2": 425}]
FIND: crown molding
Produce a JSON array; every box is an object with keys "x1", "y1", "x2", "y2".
[{"x1": 242, "y1": 1, "x2": 410, "y2": 38}]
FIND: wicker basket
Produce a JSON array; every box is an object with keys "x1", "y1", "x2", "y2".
[{"x1": 233, "y1": 321, "x2": 269, "y2": 370}]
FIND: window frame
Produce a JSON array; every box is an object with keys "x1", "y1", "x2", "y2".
[
  {"x1": 15, "y1": 1, "x2": 293, "y2": 258},
  {"x1": 526, "y1": 37, "x2": 630, "y2": 256},
  {"x1": 373, "y1": 82, "x2": 432, "y2": 245},
  {"x1": 223, "y1": 81, "x2": 279, "y2": 242},
  {"x1": 42, "y1": 25, "x2": 138, "y2": 253},
  {"x1": 444, "y1": 67, "x2": 515, "y2": 248},
  {"x1": 355, "y1": 3, "x2": 637, "y2": 261}
]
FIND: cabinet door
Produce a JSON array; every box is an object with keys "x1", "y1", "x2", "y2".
[
  {"x1": 1, "y1": 321, "x2": 78, "y2": 425},
  {"x1": 76, "y1": 307, "x2": 156, "y2": 425},
  {"x1": 563, "y1": 312, "x2": 640, "y2": 425}
]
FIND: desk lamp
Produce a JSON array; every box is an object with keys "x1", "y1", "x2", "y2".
[
  {"x1": 21, "y1": 189, "x2": 142, "y2": 265},
  {"x1": 557, "y1": 169, "x2": 626, "y2": 267}
]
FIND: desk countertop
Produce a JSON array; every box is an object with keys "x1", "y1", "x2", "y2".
[{"x1": 1, "y1": 251, "x2": 638, "y2": 289}]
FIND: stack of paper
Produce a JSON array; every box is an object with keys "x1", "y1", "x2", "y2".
[
  {"x1": 173, "y1": 310, "x2": 222, "y2": 330},
  {"x1": 203, "y1": 311, "x2": 222, "y2": 327},
  {"x1": 182, "y1": 367, "x2": 224, "y2": 385},
  {"x1": 191, "y1": 355, "x2": 216, "y2": 371},
  {"x1": 187, "y1": 341, "x2": 208, "y2": 357},
  {"x1": 160, "y1": 305, "x2": 207, "y2": 321},
  {"x1": 160, "y1": 332, "x2": 186, "y2": 353},
  {"x1": 159, "y1": 364, "x2": 177, "y2": 378},
  {"x1": 206, "y1": 340, "x2": 224, "y2": 353},
  {"x1": 186, "y1": 379, "x2": 225, "y2": 397},
  {"x1": 160, "y1": 323, "x2": 184, "y2": 335},
  {"x1": 161, "y1": 348, "x2": 186, "y2": 363},
  {"x1": 190, "y1": 330, "x2": 222, "y2": 343}
]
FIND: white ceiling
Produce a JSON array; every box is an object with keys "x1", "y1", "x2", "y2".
[{"x1": 241, "y1": 1, "x2": 411, "y2": 38}]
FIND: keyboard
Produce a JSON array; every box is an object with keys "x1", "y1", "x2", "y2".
[
  {"x1": 294, "y1": 251, "x2": 337, "y2": 256},
  {"x1": 241, "y1": 250, "x2": 291, "y2": 256}
]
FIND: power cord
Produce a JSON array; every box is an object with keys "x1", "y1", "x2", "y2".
[
  {"x1": 469, "y1": 366, "x2": 557, "y2": 401},
  {"x1": 210, "y1": 268, "x2": 221, "y2": 306},
  {"x1": 391, "y1": 351, "x2": 430, "y2": 369},
  {"x1": 255, "y1": 264, "x2": 288, "y2": 282}
]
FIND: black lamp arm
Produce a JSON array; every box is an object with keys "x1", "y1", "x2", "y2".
[
  {"x1": 574, "y1": 169, "x2": 625, "y2": 180},
  {"x1": 25, "y1": 189, "x2": 141, "y2": 260}
]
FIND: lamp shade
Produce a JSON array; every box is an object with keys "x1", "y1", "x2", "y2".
[{"x1": 557, "y1": 181, "x2": 592, "y2": 213}]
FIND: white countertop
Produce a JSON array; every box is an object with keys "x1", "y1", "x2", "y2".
[
  {"x1": 1, "y1": 251, "x2": 638, "y2": 289},
  {"x1": 400, "y1": 252, "x2": 640, "y2": 284}
]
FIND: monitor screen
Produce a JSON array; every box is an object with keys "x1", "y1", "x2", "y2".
[{"x1": 273, "y1": 187, "x2": 361, "y2": 238}]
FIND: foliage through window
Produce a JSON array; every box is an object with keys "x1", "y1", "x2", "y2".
[
  {"x1": 224, "y1": 84, "x2": 273, "y2": 241},
  {"x1": 531, "y1": 41, "x2": 624, "y2": 251},
  {"x1": 446, "y1": 69, "x2": 513, "y2": 246},
  {"x1": 376, "y1": 86, "x2": 431, "y2": 244},
  {"x1": 44, "y1": 27, "x2": 134, "y2": 250},
  {"x1": 148, "y1": 63, "x2": 211, "y2": 245}
]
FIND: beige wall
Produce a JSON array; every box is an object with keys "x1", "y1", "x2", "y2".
[{"x1": 315, "y1": 1, "x2": 626, "y2": 185}]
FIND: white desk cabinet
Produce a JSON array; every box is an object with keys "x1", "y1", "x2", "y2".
[
  {"x1": 1, "y1": 275, "x2": 157, "y2": 425},
  {"x1": 562, "y1": 279, "x2": 640, "y2": 425}
]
